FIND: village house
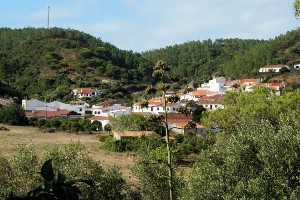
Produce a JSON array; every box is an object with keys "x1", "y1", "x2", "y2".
[
  {"x1": 294, "y1": 63, "x2": 300, "y2": 70},
  {"x1": 132, "y1": 98, "x2": 183, "y2": 115},
  {"x1": 197, "y1": 94, "x2": 225, "y2": 110},
  {"x1": 113, "y1": 130, "x2": 156, "y2": 140},
  {"x1": 72, "y1": 88, "x2": 100, "y2": 99},
  {"x1": 69, "y1": 101, "x2": 89, "y2": 115},
  {"x1": 91, "y1": 99, "x2": 131, "y2": 117},
  {"x1": 180, "y1": 77, "x2": 226, "y2": 102},
  {"x1": 25, "y1": 109, "x2": 70, "y2": 119},
  {"x1": 249, "y1": 82, "x2": 285, "y2": 95},
  {"x1": 167, "y1": 113, "x2": 206, "y2": 135},
  {"x1": 88, "y1": 116, "x2": 109, "y2": 131},
  {"x1": 259, "y1": 64, "x2": 290, "y2": 73},
  {"x1": 22, "y1": 99, "x2": 87, "y2": 118}
]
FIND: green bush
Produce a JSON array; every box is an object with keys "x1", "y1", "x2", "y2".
[{"x1": 0, "y1": 142, "x2": 136, "y2": 200}]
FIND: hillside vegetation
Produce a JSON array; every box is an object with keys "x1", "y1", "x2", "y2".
[
  {"x1": 1, "y1": 27, "x2": 300, "y2": 101},
  {"x1": 0, "y1": 27, "x2": 153, "y2": 101},
  {"x1": 143, "y1": 28, "x2": 300, "y2": 82}
]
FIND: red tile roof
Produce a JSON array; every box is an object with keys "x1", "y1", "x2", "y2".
[
  {"x1": 238, "y1": 79, "x2": 260, "y2": 85},
  {"x1": 191, "y1": 90, "x2": 213, "y2": 96},
  {"x1": 25, "y1": 109, "x2": 69, "y2": 117},
  {"x1": 73, "y1": 88, "x2": 97, "y2": 94},
  {"x1": 167, "y1": 113, "x2": 192, "y2": 120},
  {"x1": 97, "y1": 99, "x2": 117, "y2": 107},
  {"x1": 89, "y1": 116, "x2": 109, "y2": 121},
  {"x1": 197, "y1": 94, "x2": 225, "y2": 105}
]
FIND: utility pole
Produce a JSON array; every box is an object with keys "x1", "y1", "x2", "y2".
[{"x1": 47, "y1": 5, "x2": 50, "y2": 29}]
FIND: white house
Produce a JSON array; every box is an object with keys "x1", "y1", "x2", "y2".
[
  {"x1": 259, "y1": 64, "x2": 290, "y2": 73},
  {"x1": 132, "y1": 98, "x2": 183, "y2": 115},
  {"x1": 72, "y1": 88, "x2": 100, "y2": 99},
  {"x1": 22, "y1": 99, "x2": 84, "y2": 115},
  {"x1": 294, "y1": 63, "x2": 300, "y2": 70},
  {"x1": 88, "y1": 116, "x2": 109, "y2": 131},
  {"x1": 200, "y1": 77, "x2": 226, "y2": 93},
  {"x1": 197, "y1": 94, "x2": 225, "y2": 110},
  {"x1": 69, "y1": 101, "x2": 89, "y2": 115},
  {"x1": 92, "y1": 104, "x2": 122, "y2": 117},
  {"x1": 22, "y1": 99, "x2": 46, "y2": 110},
  {"x1": 180, "y1": 77, "x2": 226, "y2": 102},
  {"x1": 109, "y1": 107, "x2": 132, "y2": 117},
  {"x1": 91, "y1": 99, "x2": 130, "y2": 117}
]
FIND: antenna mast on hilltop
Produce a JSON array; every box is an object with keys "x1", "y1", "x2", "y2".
[{"x1": 47, "y1": 5, "x2": 50, "y2": 29}]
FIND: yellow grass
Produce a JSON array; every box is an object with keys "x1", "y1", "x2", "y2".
[{"x1": 0, "y1": 124, "x2": 135, "y2": 182}]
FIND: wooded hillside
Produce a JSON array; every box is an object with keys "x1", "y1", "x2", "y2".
[{"x1": 1, "y1": 27, "x2": 300, "y2": 100}]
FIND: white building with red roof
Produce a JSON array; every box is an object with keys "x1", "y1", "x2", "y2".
[
  {"x1": 132, "y1": 97, "x2": 183, "y2": 115},
  {"x1": 249, "y1": 82, "x2": 285, "y2": 95},
  {"x1": 181, "y1": 77, "x2": 227, "y2": 102},
  {"x1": 259, "y1": 64, "x2": 290, "y2": 73},
  {"x1": 91, "y1": 99, "x2": 131, "y2": 117},
  {"x1": 72, "y1": 88, "x2": 100, "y2": 99},
  {"x1": 197, "y1": 94, "x2": 225, "y2": 110},
  {"x1": 88, "y1": 116, "x2": 109, "y2": 131}
]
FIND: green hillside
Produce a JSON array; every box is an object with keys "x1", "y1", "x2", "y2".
[
  {"x1": 143, "y1": 28, "x2": 300, "y2": 83},
  {"x1": 1, "y1": 27, "x2": 300, "y2": 101},
  {"x1": 0, "y1": 27, "x2": 153, "y2": 101}
]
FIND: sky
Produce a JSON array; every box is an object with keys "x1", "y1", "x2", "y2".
[{"x1": 0, "y1": 0, "x2": 299, "y2": 52}]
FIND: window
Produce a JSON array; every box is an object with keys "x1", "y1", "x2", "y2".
[
  {"x1": 157, "y1": 107, "x2": 159, "y2": 110},
  {"x1": 79, "y1": 108, "x2": 82, "y2": 112},
  {"x1": 173, "y1": 108, "x2": 175, "y2": 111}
]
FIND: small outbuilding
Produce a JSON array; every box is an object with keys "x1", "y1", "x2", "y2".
[{"x1": 113, "y1": 130, "x2": 156, "y2": 140}]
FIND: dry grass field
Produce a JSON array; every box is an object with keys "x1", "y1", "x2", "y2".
[{"x1": 0, "y1": 124, "x2": 135, "y2": 182}]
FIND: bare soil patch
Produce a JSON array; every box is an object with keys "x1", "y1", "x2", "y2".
[{"x1": 0, "y1": 125, "x2": 135, "y2": 182}]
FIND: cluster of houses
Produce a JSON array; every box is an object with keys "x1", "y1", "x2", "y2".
[
  {"x1": 17, "y1": 71, "x2": 287, "y2": 139},
  {"x1": 15, "y1": 62, "x2": 294, "y2": 139},
  {"x1": 258, "y1": 64, "x2": 300, "y2": 72}
]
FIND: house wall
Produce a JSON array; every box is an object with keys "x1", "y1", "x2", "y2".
[
  {"x1": 90, "y1": 119, "x2": 109, "y2": 131},
  {"x1": 22, "y1": 99, "x2": 45, "y2": 110}
]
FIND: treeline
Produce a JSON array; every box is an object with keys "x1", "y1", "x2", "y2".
[
  {"x1": 1, "y1": 27, "x2": 300, "y2": 101},
  {"x1": 143, "y1": 29, "x2": 300, "y2": 82},
  {"x1": 0, "y1": 27, "x2": 153, "y2": 101}
]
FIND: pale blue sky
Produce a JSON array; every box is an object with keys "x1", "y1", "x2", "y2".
[{"x1": 0, "y1": 0, "x2": 299, "y2": 52}]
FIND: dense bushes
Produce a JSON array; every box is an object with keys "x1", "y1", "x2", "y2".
[
  {"x1": 0, "y1": 103, "x2": 27, "y2": 125},
  {"x1": 181, "y1": 111, "x2": 300, "y2": 199},
  {"x1": 0, "y1": 143, "x2": 136, "y2": 200},
  {"x1": 102, "y1": 134, "x2": 165, "y2": 152},
  {"x1": 30, "y1": 117, "x2": 98, "y2": 133}
]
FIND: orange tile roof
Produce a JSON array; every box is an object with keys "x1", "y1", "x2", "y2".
[
  {"x1": 25, "y1": 109, "x2": 69, "y2": 117},
  {"x1": 167, "y1": 113, "x2": 192, "y2": 120},
  {"x1": 191, "y1": 90, "x2": 213, "y2": 96},
  {"x1": 238, "y1": 79, "x2": 260, "y2": 85},
  {"x1": 89, "y1": 116, "x2": 109, "y2": 121},
  {"x1": 73, "y1": 88, "x2": 97, "y2": 94},
  {"x1": 97, "y1": 99, "x2": 117, "y2": 106},
  {"x1": 114, "y1": 131, "x2": 156, "y2": 138},
  {"x1": 197, "y1": 94, "x2": 225, "y2": 105}
]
